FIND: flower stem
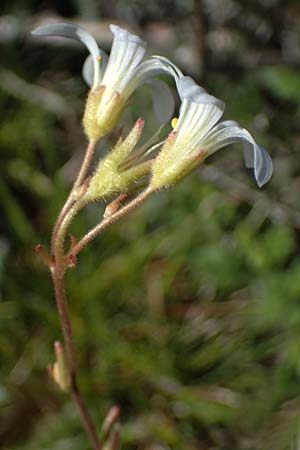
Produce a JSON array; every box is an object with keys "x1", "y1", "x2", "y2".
[
  {"x1": 50, "y1": 137, "x2": 103, "y2": 449},
  {"x1": 68, "y1": 187, "x2": 154, "y2": 258},
  {"x1": 51, "y1": 267, "x2": 102, "y2": 450},
  {"x1": 50, "y1": 145, "x2": 153, "y2": 450},
  {"x1": 52, "y1": 139, "x2": 97, "y2": 254}
]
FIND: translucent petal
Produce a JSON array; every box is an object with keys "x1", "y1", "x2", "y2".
[
  {"x1": 82, "y1": 52, "x2": 108, "y2": 87},
  {"x1": 146, "y1": 79, "x2": 175, "y2": 125},
  {"x1": 32, "y1": 22, "x2": 102, "y2": 87},
  {"x1": 125, "y1": 55, "x2": 182, "y2": 100},
  {"x1": 32, "y1": 22, "x2": 100, "y2": 62},
  {"x1": 201, "y1": 121, "x2": 273, "y2": 187}
]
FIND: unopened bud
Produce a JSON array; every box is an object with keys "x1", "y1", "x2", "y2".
[
  {"x1": 101, "y1": 405, "x2": 120, "y2": 441},
  {"x1": 103, "y1": 195, "x2": 127, "y2": 218},
  {"x1": 84, "y1": 118, "x2": 150, "y2": 201},
  {"x1": 48, "y1": 341, "x2": 70, "y2": 392}
]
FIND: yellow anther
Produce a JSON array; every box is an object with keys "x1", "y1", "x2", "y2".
[
  {"x1": 171, "y1": 117, "x2": 178, "y2": 128},
  {"x1": 96, "y1": 54, "x2": 102, "y2": 62}
]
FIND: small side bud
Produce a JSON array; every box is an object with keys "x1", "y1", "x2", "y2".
[
  {"x1": 48, "y1": 341, "x2": 70, "y2": 392},
  {"x1": 35, "y1": 244, "x2": 54, "y2": 269},
  {"x1": 104, "y1": 194, "x2": 127, "y2": 218},
  {"x1": 67, "y1": 252, "x2": 77, "y2": 268},
  {"x1": 109, "y1": 117, "x2": 144, "y2": 165},
  {"x1": 101, "y1": 405, "x2": 120, "y2": 441}
]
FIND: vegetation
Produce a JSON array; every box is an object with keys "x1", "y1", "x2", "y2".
[{"x1": 1, "y1": 1, "x2": 300, "y2": 449}]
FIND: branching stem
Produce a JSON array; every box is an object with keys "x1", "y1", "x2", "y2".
[
  {"x1": 50, "y1": 138, "x2": 103, "y2": 450},
  {"x1": 68, "y1": 187, "x2": 154, "y2": 258},
  {"x1": 49, "y1": 139, "x2": 153, "y2": 450},
  {"x1": 51, "y1": 139, "x2": 97, "y2": 254}
]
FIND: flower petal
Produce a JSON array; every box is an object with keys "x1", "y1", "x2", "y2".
[
  {"x1": 32, "y1": 22, "x2": 102, "y2": 88},
  {"x1": 124, "y1": 55, "x2": 183, "y2": 103},
  {"x1": 201, "y1": 120, "x2": 273, "y2": 187},
  {"x1": 32, "y1": 22, "x2": 100, "y2": 62},
  {"x1": 82, "y1": 52, "x2": 108, "y2": 87},
  {"x1": 177, "y1": 76, "x2": 224, "y2": 108},
  {"x1": 176, "y1": 76, "x2": 206, "y2": 101},
  {"x1": 100, "y1": 24, "x2": 147, "y2": 95},
  {"x1": 146, "y1": 79, "x2": 175, "y2": 125},
  {"x1": 173, "y1": 78, "x2": 225, "y2": 149},
  {"x1": 131, "y1": 55, "x2": 183, "y2": 85}
]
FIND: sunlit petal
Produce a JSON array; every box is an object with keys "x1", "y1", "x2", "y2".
[
  {"x1": 201, "y1": 120, "x2": 273, "y2": 187},
  {"x1": 174, "y1": 78, "x2": 225, "y2": 150},
  {"x1": 101, "y1": 24, "x2": 147, "y2": 95}
]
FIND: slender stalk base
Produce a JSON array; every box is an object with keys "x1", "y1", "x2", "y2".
[
  {"x1": 49, "y1": 135, "x2": 153, "y2": 450},
  {"x1": 51, "y1": 268, "x2": 102, "y2": 450}
]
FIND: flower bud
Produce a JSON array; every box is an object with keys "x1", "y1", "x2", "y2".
[
  {"x1": 84, "y1": 118, "x2": 151, "y2": 201},
  {"x1": 48, "y1": 341, "x2": 70, "y2": 392}
]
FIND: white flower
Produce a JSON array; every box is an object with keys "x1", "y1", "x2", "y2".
[
  {"x1": 32, "y1": 22, "x2": 183, "y2": 139},
  {"x1": 151, "y1": 76, "x2": 273, "y2": 189}
]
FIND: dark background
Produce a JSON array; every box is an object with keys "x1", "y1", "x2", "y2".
[{"x1": 1, "y1": 1, "x2": 300, "y2": 449}]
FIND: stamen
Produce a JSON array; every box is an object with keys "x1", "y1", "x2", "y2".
[
  {"x1": 171, "y1": 117, "x2": 178, "y2": 128},
  {"x1": 96, "y1": 54, "x2": 102, "y2": 62}
]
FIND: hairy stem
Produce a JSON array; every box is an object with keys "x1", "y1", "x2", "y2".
[
  {"x1": 52, "y1": 139, "x2": 97, "y2": 254},
  {"x1": 50, "y1": 143, "x2": 153, "y2": 449},
  {"x1": 50, "y1": 138, "x2": 103, "y2": 449},
  {"x1": 68, "y1": 187, "x2": 154, "y2": 258},
  {"x1": 54, "y1": 199, "x2": 86, "y2": 262},
  {"x1": 51, "y1": 268, "x2": 102, "y2": 450}
]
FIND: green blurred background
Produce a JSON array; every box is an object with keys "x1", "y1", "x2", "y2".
[{"x1": 1, "y1": 1, "x2": 300, "y2": 449}]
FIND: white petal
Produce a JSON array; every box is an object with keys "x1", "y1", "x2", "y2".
[
  {"x1": 176, "y1": 76, "x2": 206, "y2": 101},
  {"x1": 32, "y1": 22, "x2": 100, "y2": 62},
  {"x1": 109, "y1": 24, "x2": 146, "y2": 46},
  {"x1": 173, "y1": 90, "x2": 225, "y2": 151},
  {"x1": 133, "y1": 55, "x2": 183, "y2": 83},
  {"x1": 82, "y1": 52, "x2": 108, "y2": 87},
  {"x1": 100, "y1": 24, "x2": 147, "y2": 95},
  {"x1": 177, "y1": 76, "x2": 224, "y2": 109},
  {"x1": 32, "y1": 22, "x2": 102, "y2": 88},
  {"x1": 125, "y1": 55, "x2": 183, "y2": 101},
  {"x1": 146, "y1": 79, "x2": 175, "y2": 125},
  {"x1": 201, "y1": 121, "x2": 273, "y2": 187}
]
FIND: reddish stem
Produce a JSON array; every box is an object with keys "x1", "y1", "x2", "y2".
[{"x1": 51, "y1": 267, "x2": 102, "y2": 450}]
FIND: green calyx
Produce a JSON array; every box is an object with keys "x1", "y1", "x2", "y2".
[{"x1": 84, "y1": 118, "x2": 151, "y2": 201}]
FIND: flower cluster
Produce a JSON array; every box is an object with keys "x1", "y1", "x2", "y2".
[{"x1": 32, "y1": 22, "x2": 273, "y2": 195}]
